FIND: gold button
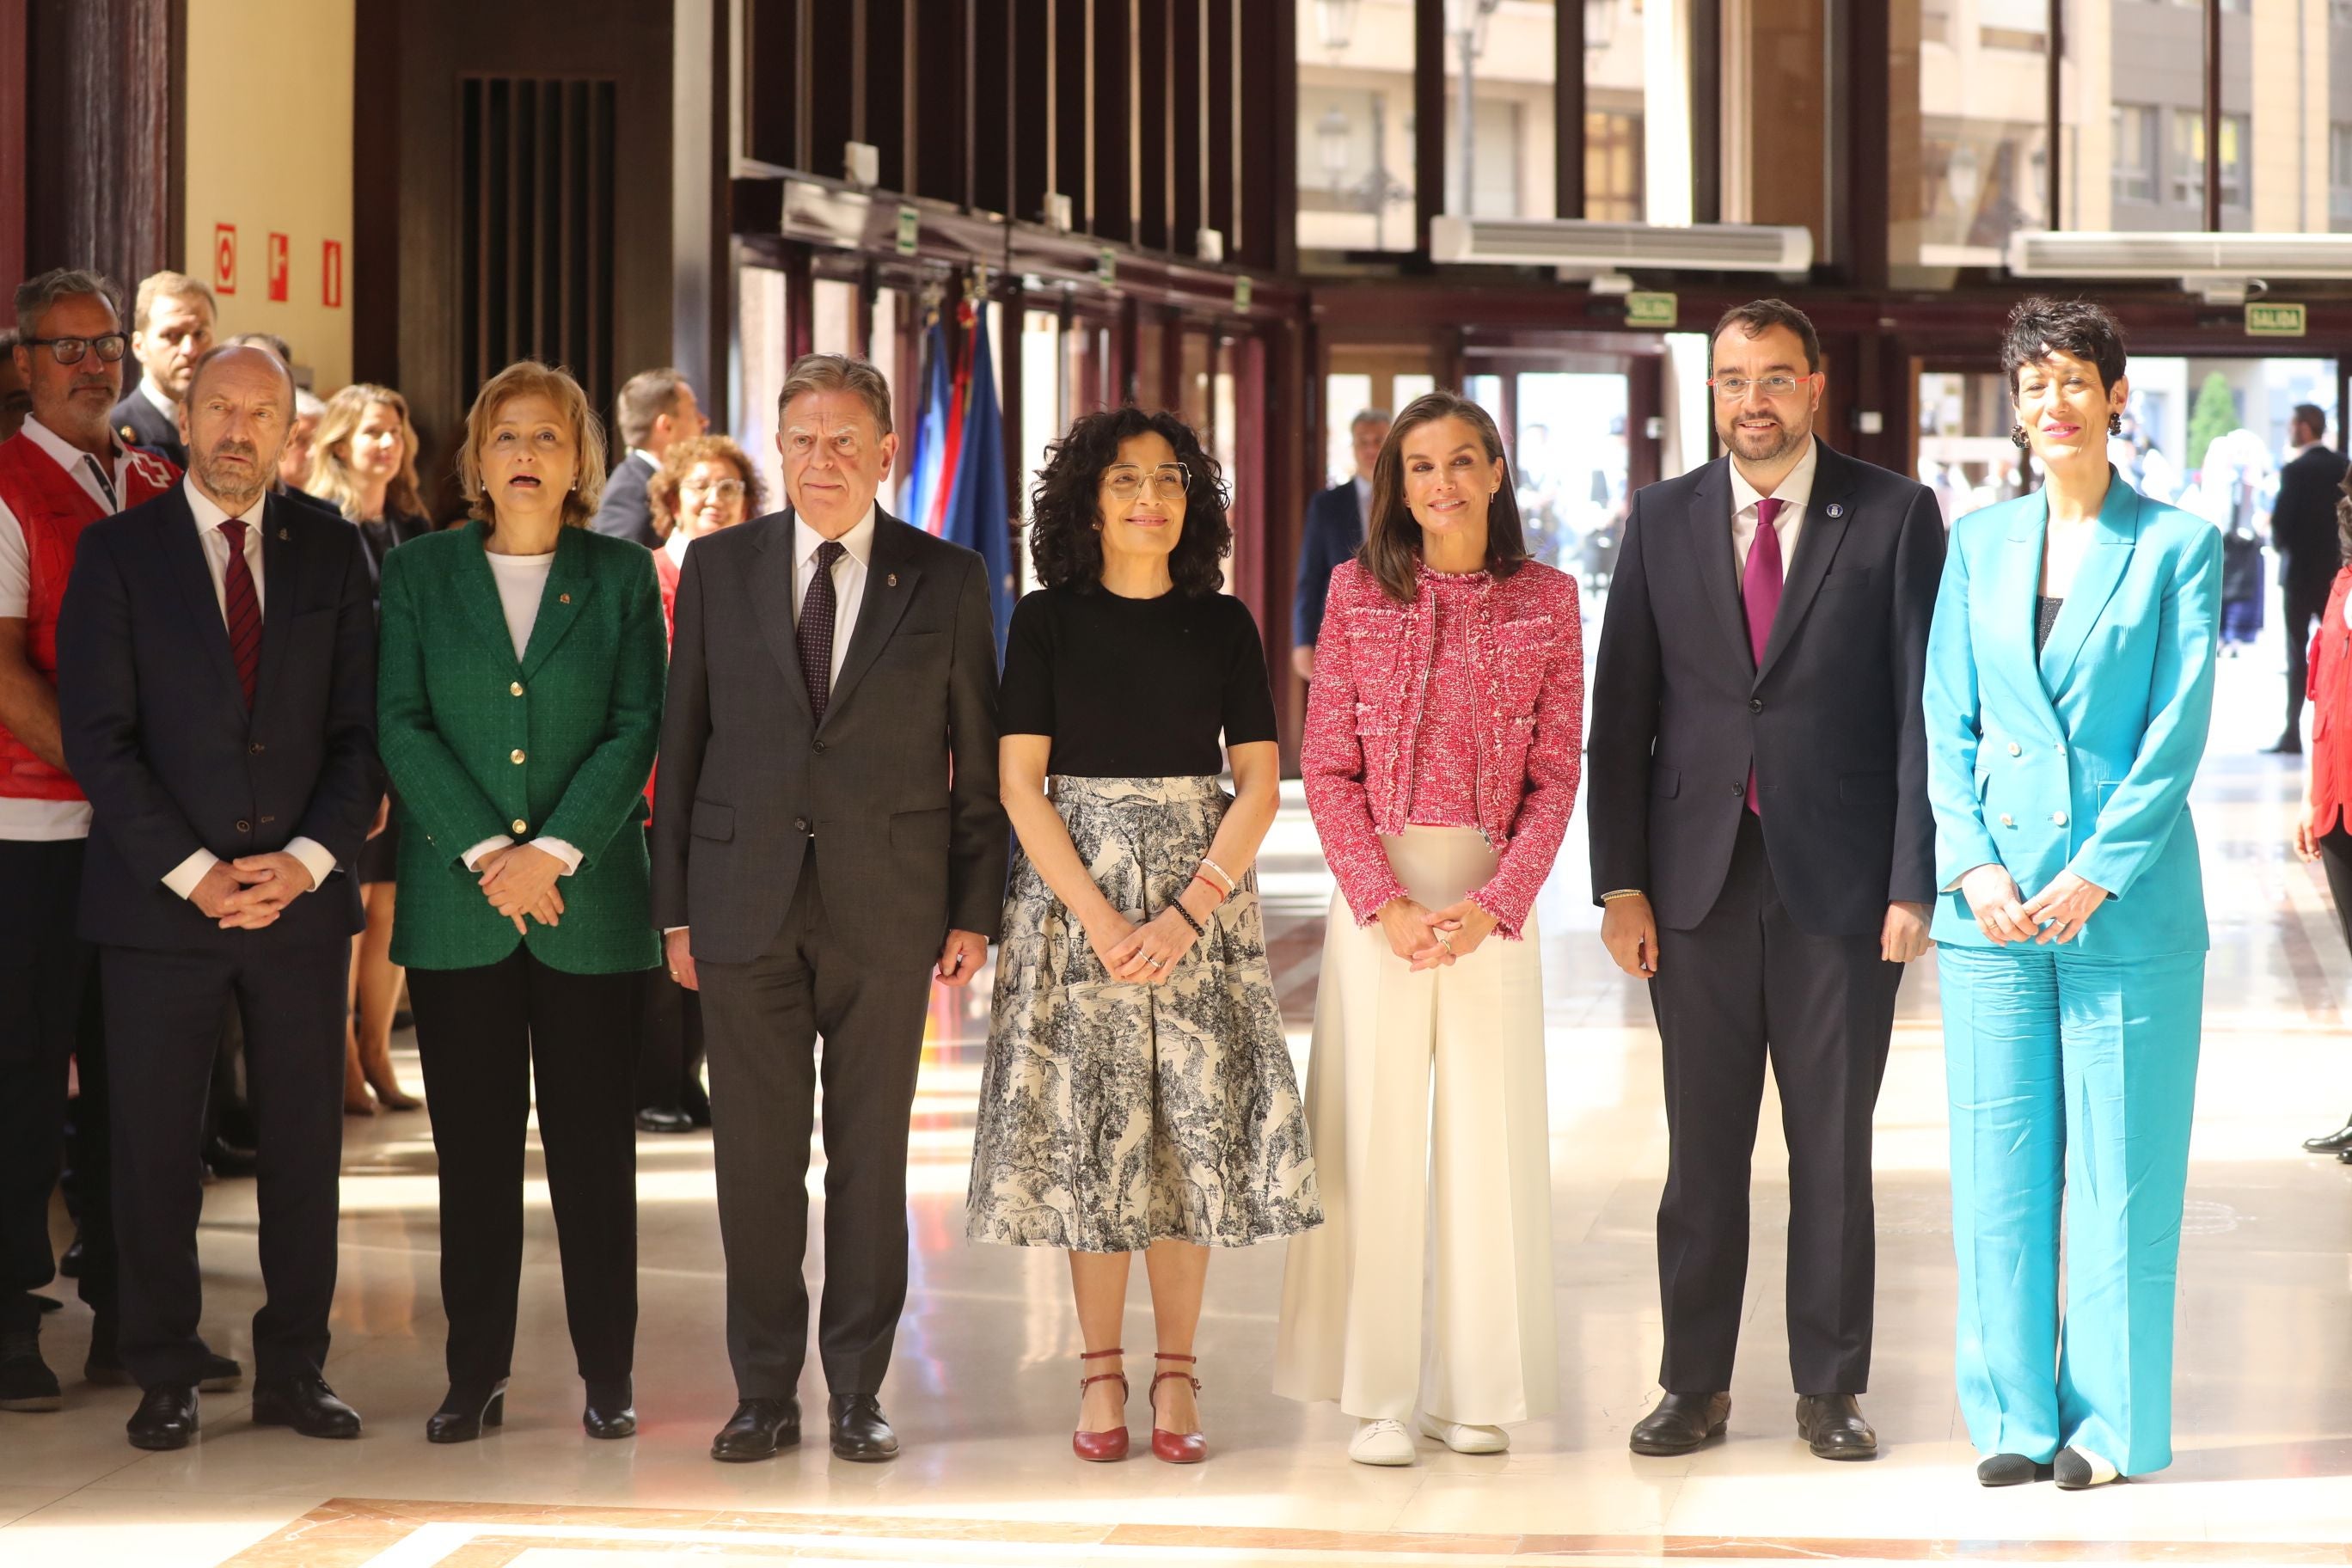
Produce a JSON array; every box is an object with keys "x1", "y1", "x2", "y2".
[
  {"x1": 2007, "y1": 742, "x2": 2021, "y2": 756},
  {"x1": 510, "y1": 681, "x2": 524, "y2": 696},
  {"x1": 2000, "y1": 814, "x2": 2014, "y2": 827},
  {"x1": 511, "y1": 818, "x2": 528, "y2": 833},
  {"x1": 511, "y1": 749, "x2": 526, "y2": 764}
]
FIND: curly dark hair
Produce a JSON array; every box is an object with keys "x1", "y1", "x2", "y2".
[
  {"x1": 1026, "y1": 407, "x2": 1232, "y2": 595},
  {"x1": 2000, "y1": 297, "x2": 2128, "y2": 395}
]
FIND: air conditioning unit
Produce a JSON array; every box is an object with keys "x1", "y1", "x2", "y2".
[
  {"x1": 2006, "y1": 230, "x2": 2352, "y2": 279},
  {"x1": 1430, "y1": 215, "x2": 1814, "y2": 274}
]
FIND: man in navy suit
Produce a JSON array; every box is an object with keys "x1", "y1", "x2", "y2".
[
  {"x1": 57, "y1": 344, "x2": 379, "y2": 1451},
  {"x1": 1289, "y1": 407, "x2": 1388, "y2": 682},
  {"x1": 591, "y1": 367, "x2": 706, "y2": 546}
]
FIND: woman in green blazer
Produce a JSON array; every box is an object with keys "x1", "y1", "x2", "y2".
[{"x1": 377, "y1": 361, "x2": 665, "y2": 1445}]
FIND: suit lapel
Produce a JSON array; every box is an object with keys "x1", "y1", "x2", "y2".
[
  {"x1": 452, "y1": 521, "x2": 529, "y2": 673},
  {"x1": 1687, "y1": 460, "x2": 1752, "y2": 674},
  {"x1": 518, "y1": 526, "x2": 597, "y2": 680},
  {"x1": 2038, "y1": 469, "x2": 2141, "y2": 696},
  {"x1": 1754, "y1": 441, "x2": 1853, "y2": 686},
  {"x1": 252, "y1": 495, "x2": 299, "y2": 711},
  {"x1": 824, "y1": 511, "x2": 923, "y2": 725},
  {"x1": 157, "y1": 490, "x2": 248, "y2": 720},
  {"x1": 1996, "y1": 491, "x2": 2067, "y2": 740},
  {"x1": 751, "y1": 512, "x2": 815, "y2": 724}
]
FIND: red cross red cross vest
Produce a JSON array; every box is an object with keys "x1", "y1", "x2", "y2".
[{"x1": 0, "y1": 432, "x2": 180, "y2": 800}]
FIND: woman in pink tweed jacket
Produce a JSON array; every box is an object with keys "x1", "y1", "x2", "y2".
[{"x1": 1273, "y1": 389, "x2": 1583, "y2": 1467}]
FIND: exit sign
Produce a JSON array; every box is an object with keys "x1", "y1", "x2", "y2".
[
  {"x1": 1625, "y1": 291, "x2": 1679, "y2": 328},
  {"x1": 2246, "y1": 302, "x2": 2307, "y2": 337}
]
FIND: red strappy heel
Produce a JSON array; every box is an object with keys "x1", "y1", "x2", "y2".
[
  {"x1": 1150, "y1": 1352, "x2": 1206, "y2": 1464},
  {"x1": 1072, "y1": 1347, "x2": 1130, "y2": 1461}
]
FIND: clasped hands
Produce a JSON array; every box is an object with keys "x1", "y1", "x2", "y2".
[
  {"x1": 1087, "y1": 886, "x2": 1225, "y2": 986},
  {"x1": 476, "y1": 842, "x2": 566, "y2": 935},
  {"x1": 190, "y1": 853, "x2": 316, "y2": 930},
  {"x1": 1376, "y1": 895, "x2": 1498, "y2": 971},
  {"x1": 1958, "y1": 864, "x2": 2108, "y2": 946}
]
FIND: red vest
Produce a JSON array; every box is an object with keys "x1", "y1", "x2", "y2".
[
  {"x1": 2312, "y1": 568, "x2": 2352, "y2": 837},
  {"x1": 0, "y1": 433, "x2": 179, "y2": 799}
]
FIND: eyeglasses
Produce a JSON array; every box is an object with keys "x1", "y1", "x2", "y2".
[
  {"x1": 1708, "y1": 374, "x2": 1810, "y2": 401},
  {"x1": 19, "y1": 334, "x2": 129, "y2": 366},
  {"x1": 682, "y1": 477, "x2": 746, "y2": 500},
  {"x1": 1103, "y1": 462, "x2": 1191, "y2": 500}
]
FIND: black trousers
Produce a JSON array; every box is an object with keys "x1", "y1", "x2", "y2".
[
  {"x1": 1647, "y1": 812, "x2": 1905, "y2": 1395},
  {"x1": 2285, "y1": 583, "x2": 2331, "y2": 738},
  {"x1": 635, "y1": 968, "x2": 707, "y2": 1113},
  {"x1": 697, "y1": 844, "x2": 936, "y2": 1400},
  {"x1": 104, "y1": 938, "x2": 346, "y2": 1388},
  {"x1": 0, "y1": 839, "x2": 109, "y2": 1332},
  {"x1": 407, "y1": 947, "x2": 642, "y2": 1392}
]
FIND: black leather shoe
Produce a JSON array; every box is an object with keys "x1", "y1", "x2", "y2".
[
  {"x1": 710, "y1": 1396, "x2": 799, "y2": 1461},
  {"x1": 1976, "y1": 1452, "x2": 2053, "y2": 1486},
  {"x1": 426, "y1": 1381, "x2": 508, "y2": 1443},
  {"x1": 1795, "y1": 1393, "x2": 1878, "y2": 1461},
  {"x1": 58, "y1": 1239, "x2": 83, "y2": 1279},
  {"x1": 828, "y1": 1393, "x2": 899, "y2": 1461},
  {"x1": 634, "y1": 1106, "x2": 694, "y2": 1134},
  {"x1": 584, "y1": 1377, "x2": 635, "y2": 1438},
  {"x1": 2339, "y1": 1145, "x2": 2352, "y2": 1165},
  {"x1": 126, "y1": 1385, "x2": 198, "y2": 1449},
  {"x1": 681, "y1": 1081, "x2": 712, "y2": 1128},
  {"x1": 2263, "y1": 734, "x2": 2305, "y2": 755},
  {"x1": 250, "y1": 1374, "x2": 360, "y2": 1439},
  {"x1": 2306, "y1": 1118, "x2": 2352, "y2": 1154},
  {"x1": 201, "y1": 1136, "x2": 258, "y2": 1179},
  {"x1": 0, "y1": 1330, "x2": 61, "y2": 1412},
  {"x1": 1629, "y1": 1391, "x2": 1730, "y2": 1455}
]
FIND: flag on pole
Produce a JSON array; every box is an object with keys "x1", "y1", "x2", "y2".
[
  {"x1": 936, "y1": 299, "x2": 1015, "y2": 662},
  {"x1": 902, "y1": 315, "x2": 953, "y2": 529}
]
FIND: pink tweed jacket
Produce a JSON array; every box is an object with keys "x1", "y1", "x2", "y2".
[{"x1": 1302, "y1": 557, "x2": 1584, "y2": 938}]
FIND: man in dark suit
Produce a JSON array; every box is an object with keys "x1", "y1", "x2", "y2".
[
  {"x1": 591, "y1": 367, "x2": 706, "y2": 546},
  {"x1": 57, "y1": 343, "x2": 378, "y2": 1452},
  {"x1": 108, "y1": 272, "x2": 215, "y2": 470},
  {"x1": 2264, "y1": 402, "x2": 2348, "y2": 754},
  {"x1": 1288, "y1": 407, "x2": 1387, "y2": 683},
  {"x1": 1587, "y1": 301, "x2": 1943, "y2": 1463},
  {"x1": 654, "y1": 353, "x2": 1006, "y2": 1466}
]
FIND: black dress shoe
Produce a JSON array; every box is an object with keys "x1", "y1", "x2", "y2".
[
  {"x1": 34, "y1": 1294, "x2": 59, "y2": 1313},
  {"x1": 681, "y1": 1081, "x2": 712, "y2": 1128},
  {"x1": 2263, "y1": 735, "x2": 2305, "y2": 756},
  {"x1": 1629, "y1": 1390, "x2": 1730, "y2": 1455},
  {"x1": 584, "y1": 1377, "x2": 635, "y2": 1438},
  {"x1": 2339, "y1": 1145, "x2": 2352, "y2": 1165},
  {"x1": 2305, "y1": 1118, "x2": 2352, "y2": 1154},
  {"x1": 1795, "y1": 1393, "x2": 1878, "y2": 1460},
  {"x1": 634, "y1": 1106, "x2": 694, "y2": 1135},
  {"x1": 1976, "y1": 1452, "x2": 2053, "y2": 1486},
  {"x1": 426, "y1": 1381, "x2": 508, "y2": 1443},
  {"x1": 711, "y1": 1396, "x2": 800, "y2": 1461},
  {"x1": 201, "y1": 1136, "x2": 258, "y2": 1179},
  {"x1": 126, "y1": 1385, "x2": 197, "y2": 1449},
  {"x1": 828, "y1": 1393, "x2": 898, "y2": 1461},
  {"x1": 57, "y1": 1239, "x2": 83, "y2": 1279},
  {"x1": 0, "y1": 1330, "x2": 61, "y2": 1412},
  {"x1": 250, "y1": 1373, "x2": 361, "y2": 1438}
]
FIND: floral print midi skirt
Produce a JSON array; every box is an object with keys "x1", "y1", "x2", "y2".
[{"x1": 965, "y1": 775, "x2": 1323, "y2": 1253}]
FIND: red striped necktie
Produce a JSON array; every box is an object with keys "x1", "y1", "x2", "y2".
[{"x1": 219, "y1": 519, "x2": 261, "y2": 708}]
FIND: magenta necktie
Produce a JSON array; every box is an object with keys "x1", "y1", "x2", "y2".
[
  {"x1": 219, "y1": 520, "x2": 261, "y2": 708},
  {"x1": 1742, "y1": 497, "x2": 1784, "y2": 816}
]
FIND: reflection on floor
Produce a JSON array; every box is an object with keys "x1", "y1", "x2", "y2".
[{"x1": 6, "y1": 651, "x2": 2352, "y2": 1566}]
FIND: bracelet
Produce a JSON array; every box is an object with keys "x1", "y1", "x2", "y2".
[
  {"x1": 1168, "y1": 900, "x2": 1206, "y2": 937},
  {"x1": 1189, "y1": 872, "x2": 1226, "y2": 903},
  {"x1": 1197, "y1": 856, "x2": 1236, "y2": 895}
]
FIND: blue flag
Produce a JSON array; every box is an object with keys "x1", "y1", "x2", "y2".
[
  {"x1": 939, "y1": 306, "x2": 1015, "y2": 663},
  {"x1": 903, "y1": 316, "x2": 952, "y2": 530}
]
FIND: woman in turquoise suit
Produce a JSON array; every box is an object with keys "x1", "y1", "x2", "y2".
[{"x1": 1923, "y1": 297, "x2": 2220, "y2": 1492}]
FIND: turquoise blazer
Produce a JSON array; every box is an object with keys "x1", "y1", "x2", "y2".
[{"x1": 1923, "y1": 471, "x2": 2220, "y2": 958}]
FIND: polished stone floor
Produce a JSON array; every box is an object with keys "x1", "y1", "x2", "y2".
[{"x1": 5, "y1": 647, "x2": 2352, "y2": 1565}]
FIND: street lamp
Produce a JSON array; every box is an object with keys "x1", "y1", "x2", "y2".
[
  {"x1": 1447, "y1": 0, "x2": 1503, "y2": 217},
  {"x1": 1319, "y1": 106, "x2": 1351, "y2": 194},
  {"x1": 1314, "y1": 0, "x2": 1357, "y2": 55}
]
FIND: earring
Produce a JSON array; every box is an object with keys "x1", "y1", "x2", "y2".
[
  {"x1": 2108, "y1": 412, "x2": 2124, "y2": 436},
  {"x1": 2010, "y1": 425, "x2": 2030, "y2": 450}
]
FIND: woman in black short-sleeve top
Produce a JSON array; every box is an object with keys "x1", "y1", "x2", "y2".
[{"x1": 964, "y1": 407, "x2": 1321, "y2": 1468}]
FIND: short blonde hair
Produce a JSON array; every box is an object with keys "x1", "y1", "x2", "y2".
[
  {"x1": 648, "y1": 435, "x2": 765, "y2": 525},
  {"x1": 457, "y1": 361, "x2": 607, "y2": 530},
  {"x1": 133, "y1": 271, "x2": 215, "y2": 332},
  {"x1": 775, "y1": 352, "x2": 892, "y2": 437},
  {"x1": 307, "y1": 383, "x2": 425, "y2": 521}
]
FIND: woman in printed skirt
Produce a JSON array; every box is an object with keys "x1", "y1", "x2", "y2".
[
  {"x1": 965, "y1": 407, "x2": 1320, "y2": 1466},
  {"x1": 1274, "y1": 389, "x2": 1583, "y2": 1467}
]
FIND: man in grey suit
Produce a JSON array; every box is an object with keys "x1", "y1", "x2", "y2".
[{"x1": 653, "y1": 353, "x2": 1007, "y2": 1465}]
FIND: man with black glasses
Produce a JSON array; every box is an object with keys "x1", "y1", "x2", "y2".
[{"x1": 0, "y1": 270, "x2": 181, "y2": 1415}]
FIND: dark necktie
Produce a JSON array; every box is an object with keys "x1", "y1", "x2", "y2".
[
  {"x1": 797, "y1": 539, "x2": 846, "y2": 721},
  {"x1": 1742, "y1": 497, "x2": 1785, "y2": 817},
  {"x1": 219, "y1": 519, "x2": 261, "y2": 708}
]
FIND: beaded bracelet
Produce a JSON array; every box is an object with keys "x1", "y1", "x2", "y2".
[{"x1": 1169, "y1": 900, "x2": 1206, "y2": 937}]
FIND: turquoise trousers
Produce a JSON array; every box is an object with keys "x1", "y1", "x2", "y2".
[{"x1": 1936, "y1": 945, "x2": 2202, "y2": 1476}]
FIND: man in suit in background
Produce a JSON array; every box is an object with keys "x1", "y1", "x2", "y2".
[
  {"x1": 108, "y1": 273, "x2": 215, "y2": 470},
  {"x1": 58, "y1": 343, "x2": 378, "y2": 1451},
  {"x1": 655, "y1": 353, "x2": 1006, "y2": 1466},
  {"x1": 591, "y1": 367, "x2": 707, "y2": 546},
  {"x1": 1587, "y1": 301, "x2": 1944, "y2": 1464},
  {"x1": 1289, "y1": 407, "x2": 1388, "y2": 682},
  {"x1": 2264, "y1": 402, "x2": 2348, "y2": 754}
]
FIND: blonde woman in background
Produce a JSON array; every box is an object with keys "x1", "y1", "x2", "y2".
[{"x1": 309, "y1": 383, "x2": 433, "y2": 1113}]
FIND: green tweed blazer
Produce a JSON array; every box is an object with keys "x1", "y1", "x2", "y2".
[{"x1": 377, "y1": 521, "x2": 665, "y2": 974}]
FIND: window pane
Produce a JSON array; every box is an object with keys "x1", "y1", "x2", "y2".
[
  {"x1": 1900, "y1": 0, "x2": 2047, "y2": 270},
  {"x1": 1297, "y1": 0, "x2": 1417, "y2": 253},
  {"x1": 1324, "y1": 372, "x2": 1374, "y2": 487},
  {"x1": 733, "y1": 258, "x2": 789, "y2": 511},
  {"x1": 1020, "y1": 309, "x2": 1062, "y2": 593},
  {"x1": 1584, "y1": 0, "x2": 1645, "y2": 221},
  {"x1": 1442, "y1": 1, "x2": 1553, "y2": 221},
  {"x1": 1515, "y1": 372, "x2": 1626, "y2": 573},
  {"x1": 812, "y1": 279, "x2": 858, "y2": 356}
]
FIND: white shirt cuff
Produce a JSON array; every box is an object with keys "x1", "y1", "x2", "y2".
[
  {"x1": 530, "y1": 836, "x2": 584, "y2": 875},
  {"x1": 461, "y1": 835, "x2": 515, "y2": 871},
  {"x1": 162, "y1": 848, "x2": 219, "y2": 900},
  {"x1": 284, "y1": 836, "x2": 337, "y2": 891},
  {"x1": 663, "y1": 925, "x2": 687, "y2": 934}
]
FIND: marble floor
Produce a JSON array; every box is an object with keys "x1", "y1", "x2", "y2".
[{"x1": 6, "y1": 648, "x2": 2352, "y2": 1565}]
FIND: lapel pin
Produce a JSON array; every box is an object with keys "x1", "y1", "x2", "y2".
[
  {"x1": 887, "y1": 573, "x2": 898, "y2": 587},
  {"x1": 1827, "y1": 503, "x2": 1846, "y2": 519},
  {"x1": 277, "y1": 528, "x2": 290, "y2": 540},
  {"x1": 559, "y1": 592, "x2": 572, "y2": 604}
]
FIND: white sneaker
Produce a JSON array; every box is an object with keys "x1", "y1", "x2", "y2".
[
  {"x1": 1349, "y1": 1418, "x2": 1417, "y2": 1466},
  {"x1": 1417, "y1": 1414, "x2": 1510, "y2": 1455}
]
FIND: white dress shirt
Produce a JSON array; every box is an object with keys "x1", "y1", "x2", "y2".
[
  {"x1": 456, "y1": 548, "x2": 583, "y2": 877},
  {"x1": 0, "y1": 418, "x2": 146, "y2": 841},
  {"x1": 162, "y1": 480, "x2": 338, "y2": 901},
  {"x1": 1727, "y1": 438, "x2": 1819, "y2": 575},
  {"x1": 138, "y1": 375, "x2": 178, "y2": 422},
  {"x1": 794, "y1": 505, "x2": 877, "y2": 690}
]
